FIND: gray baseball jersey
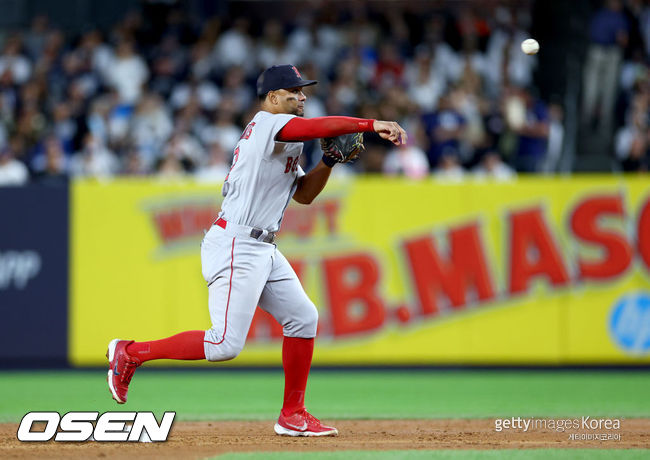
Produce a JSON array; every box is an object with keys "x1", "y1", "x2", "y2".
[
  {"x1": 220, "y1": 111, "x2": 306, "y2": 233},
  {"x1": 201, "y1": 111, "x2": 317, "y2": 362}
]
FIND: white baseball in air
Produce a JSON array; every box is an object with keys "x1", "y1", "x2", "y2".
[{"x1": 521, "y1": 38, "x2": 539, "y2": 55}]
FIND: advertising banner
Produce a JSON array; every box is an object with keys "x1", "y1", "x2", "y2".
[
  {"x1": 0, "y1": 184, "x2": 69, "y2": 366},
  {"x1": 69, "y1": 177, "x2": 650, "y2": 366}
]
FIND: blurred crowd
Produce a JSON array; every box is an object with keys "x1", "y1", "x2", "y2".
[{"x1": 0, "y1": 0, "x2": 648, "y2": 186}]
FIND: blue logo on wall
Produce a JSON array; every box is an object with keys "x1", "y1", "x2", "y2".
[{"x1": 609, "y1": 293, "x2": 650, "y2": 354}]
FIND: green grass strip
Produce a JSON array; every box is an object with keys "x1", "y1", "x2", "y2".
[
  {"x1": 0, "y1": 370, "x2": 648, "y2": 423},
  {"x1": 215, "y1": 449, "x2": 650, "y2": 460}
]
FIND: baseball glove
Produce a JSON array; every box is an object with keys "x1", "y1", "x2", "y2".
[{"x1": 320, "y1": 132, "x2": 365, "y2": 164}]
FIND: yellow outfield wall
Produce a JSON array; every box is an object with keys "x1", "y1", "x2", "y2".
[{"x1": 69, "y1": 176, "x2": 650, "y2": 366}]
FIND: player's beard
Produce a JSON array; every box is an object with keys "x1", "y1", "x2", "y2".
[
  {"x1": 285, "y1": 97, "x2": 304, "y2": 117},
  {"x1": 289, "y1": 105, "x2": 304, "y2": 117}
]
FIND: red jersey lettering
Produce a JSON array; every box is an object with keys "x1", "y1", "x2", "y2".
[{"x1": 240, "y1": 122, "x2": 255, "y2": 140}]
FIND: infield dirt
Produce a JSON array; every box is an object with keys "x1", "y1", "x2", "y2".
[{"x1": 2, "y1": 418, "x2": 649, "y2": 458}]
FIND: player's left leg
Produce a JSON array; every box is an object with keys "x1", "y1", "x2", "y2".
[
  {"x1": 107, "y1": 331, "x2": 207, "y2": 404},
  {"x1": 108, "y1": 226, "x2": 273, "y2": 404},
  {"x1": 259, "y1": 249, "x2": 338, "y2": 437}
]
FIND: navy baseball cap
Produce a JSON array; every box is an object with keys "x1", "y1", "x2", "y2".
[{"x1": 256, "y1": 65, "x2": 318, "y2": 96}]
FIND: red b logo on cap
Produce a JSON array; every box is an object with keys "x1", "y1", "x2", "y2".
[{"x1": 291, "y1": 66, "x2": 301, "y2": 78}]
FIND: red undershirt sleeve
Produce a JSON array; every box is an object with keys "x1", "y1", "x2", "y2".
[{"x1": 276, "y1": 116, "x2": 376, "y2": 142}]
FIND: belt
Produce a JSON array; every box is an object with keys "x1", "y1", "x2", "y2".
[{"x1": 214, "y1": 217, "x2": 276, "y2": 244}]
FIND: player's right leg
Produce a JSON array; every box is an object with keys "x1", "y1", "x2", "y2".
[{"x1": 259, "y1": 250, "x2": 337, "y2": 436}]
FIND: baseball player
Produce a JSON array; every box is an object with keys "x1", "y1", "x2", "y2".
[{"x1": 107, "y1": 64, "x2": 407, "y2": 437}]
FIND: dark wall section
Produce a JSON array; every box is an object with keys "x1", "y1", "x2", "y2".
[{"x1": 0, "y1": 184, "x2": 69, "y2": 367}]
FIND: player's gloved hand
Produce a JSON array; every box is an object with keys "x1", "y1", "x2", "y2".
[{"x1": 320, "y1": 132, "x2": 365, "y2": 167}]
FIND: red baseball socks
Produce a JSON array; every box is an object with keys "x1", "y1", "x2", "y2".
[
  {"x1": 125, "y1": 330, "x2": 206, "y2": 362},
  {"x1": 281, "y1": 336, "x2": 315, "y2": 416}
]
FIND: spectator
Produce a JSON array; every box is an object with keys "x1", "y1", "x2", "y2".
[
  {"x1": 0, "y1": 147, "x2": 29, "y2": 186},
  {"x1": 383, "y1": 142, "x2": 430, "y2": 179},
  {"x1": 0, "y1": 117, "x2": 6, "y2": 147},
  {"x1": 86, "y1": 97, "x2": 112, "y2": 146},
  {"x1": 542, "y1": 102, "x2": 565, "y2": 173},
  {"x1": 175, "y1": 96, "x2": 210, "y2": 141},
  {"x1": 212, "y1": 17, "x2": 254, "y2": 74},
  {"x1": 310, "y1": 9, "x2": 345, "y2": 73},
  {"x1": 51, "y1": 101, "x2": 78, "y2": 153},
  {"x1": 156, "y1": 152, "x2": 186, "y2": 179},
  {"x1": 170, "y1": 76, "x2": 220, "y2": 112},
  {"x1": 7, "y1": 135, "x2": 27, "y2": 166},
  {"x1": 447, "y1": 38, "x2": 487, "y2": 92},
  {"x1": 472, "y1": 150, "x2": 516, "y2": 180},
  {"x1": 422, "y1": 15, "x2": 458, "y2": 89},
  {"x1": 405, "y1": 45, "x2": 446, "y2": 112},
  {"x1": 329, "y1": 56, "x2": 362, "y2": 116},
  {"x1": 640, "y1": 1, "x2": 650, "y2": 56},
  {"x1": 195, "y1": 142, "x2": 231, "y2": 183},
  {"x1": 359, "y1": 144, "x2": 386, "y2": 173},
  {"x1": 504, "y1": 86, "x2": 550, "y2": 172},
  {"x1": 0, "y1": 69, "x2": 18, "y2": 125},
  {"x1": 582, "y1": 0, "x2": 629, "y2": 134},
  {"x1": 481, "y1": 98, "x2": 506, "y2": 155},
  {"x1": 484, "y1": 6, "x2": 535, "y2": 95},
  {"x1": 35, "y1": 29, "x2": 65, "y2": 83},
  {"x1": 453, "y1": 87, "x2": 485, "y2": 164},
  {"x1": 0, "y1": 36, "x2": 32, "y2": 85},
  {"x1": 70, "y1": 133, "x2": 119, "y2": 178},
  {"x1": 122, "y1": 149, "x2": 146, "y2": 176},
  {"x1": 286, "y1": 12, "x2": 314, "y2": 65},
  {"x1": 103, "y1": 94, "x2": 132, "y2": 153},
  {"x1": 33, "y1": 136, "x2": 68, "y2": 184},
  {"x1": 623, "y1": 0, "x2": 647, "y2": 59},
  {"x1": 257, "y1": 19, "x2": 301, "y2": 70},
  {"x1": 620, "y1": 49, "x2": 648, "y2": 93},
  {"x1": 188, "y1": 40, "x2": 214, "y2": 81},
  {"x1": 15, "y1": 104, "x2": 47, "y2": 153},
  {"x1": 200, "y1": 101, "x2": 242, "y2": 154},
  {"x1": 220, "y1": 65, "x2": 253, "y2": 116},
  {"x1": 162, "y1": 128, "x2": 205, "y2": 172},
  {"x1": 78, "y1": 29, "x2": 113, "y2": 78},
  {"x1": 24, "y1": 15, "x2": 51, "y2": 60},
  {"x1": 615, "y1": 92, "x2": 649, "y2": 171},
  {"x1": 64, "y1": 49, "x2": 100, "y2": 103},
  {"x1": 104, "y1": 38, "x2": 149, "y2": 104},
  {"x1": 434, "y1": 152, "x2": 465, "y2": 181},
  {"x1": 372, "y1": 41, "x2": 405, "y2": 91},
  {"x1": 420, "y1": 93, "x2": 467, "y2": 170},
  {"x1": 149, "y1": 35, "x2": 188, "y2": 98},
  {"x1": 130, "y1": 92, "x2": 173, "y2": 169}
]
